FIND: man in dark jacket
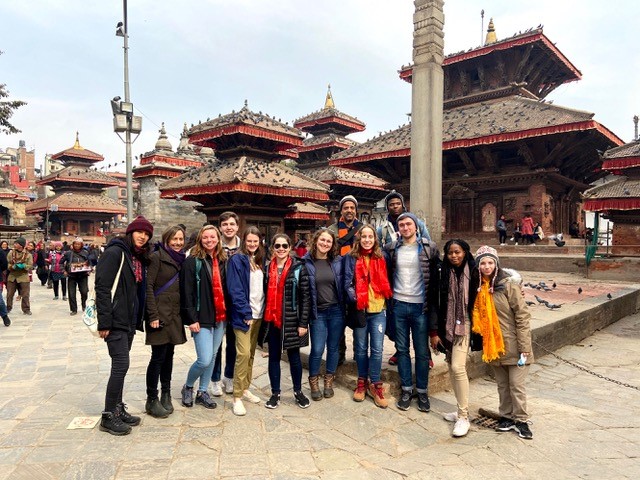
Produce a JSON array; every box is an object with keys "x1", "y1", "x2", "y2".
[
  {"x1": 64, "y1": 237, "x2": 91, "y2": 316},
  {"x1": 0, "y1": 248, "x2": 10, "y2": 326},
  {"x1": 385, "y1": 212, "x2": 440, "y2": 413}
]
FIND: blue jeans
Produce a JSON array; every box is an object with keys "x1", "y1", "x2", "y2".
[
  {"x1": 267, "y1": 324, "x2": 302, "y2": 393},
  {"x1": 186, "y1": 323, "x2": 226, "y2": 392},
  {"x1": 353, "y1": 311, "x2": 386, "y2": 383},
  {"x1": 211, "y1": 322, "x2": 237, "y2": 382},
  {"x1": 0, "y1": 287, "x2": 8, "y2": 317},
  {"x1": 309, "y1": 304, "x2": 344, "y2": 376},
  {"x1": 394, "y1": 299, "x2": 430, "y2": 392}
]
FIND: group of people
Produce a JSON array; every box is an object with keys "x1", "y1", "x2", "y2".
[
  {"x1": 93, "y1": 192, "x2": 534, "y2": 442},
  {"x1": 497, "y1": 213, "x2": 544, "y2": 246}
]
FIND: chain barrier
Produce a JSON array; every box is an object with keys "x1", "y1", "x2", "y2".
[{"x1": 533, "y1": 340, "x2": 640, "y2": 391}]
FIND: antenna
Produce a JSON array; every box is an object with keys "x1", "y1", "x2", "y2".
[{"x1": 481, "y1": 10, "x2": 485, "y2": 46}]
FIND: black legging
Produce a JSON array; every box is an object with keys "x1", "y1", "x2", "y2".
[
  {"x1": 104, "y1": 330, "x2": 134, "y2": 412},
  {"x1": 52, "y1": 277, "x2": 67, "y2": 298},
  {"x1": 146, "y1": 343, "x2": 176, "y2": 397}
]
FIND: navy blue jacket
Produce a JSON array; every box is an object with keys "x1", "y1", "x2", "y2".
[
  {"x1": 227, "y1": 253, "x2": 264, "y2": 332},
  {"x1": 302, "y1": 253, "x2": 345, "y2": 323}
]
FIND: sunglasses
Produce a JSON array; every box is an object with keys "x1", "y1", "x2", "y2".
[{"x1": 273, "y1": 243, "x2": 289, "y2": 249}]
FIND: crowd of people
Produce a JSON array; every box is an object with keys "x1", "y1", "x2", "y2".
[
  {"x1": 497, "y1": 213, "x2": 545, "y2": 246},
  {"x1": 2, "y1": 190, "x2": 535, "y2": 442}
]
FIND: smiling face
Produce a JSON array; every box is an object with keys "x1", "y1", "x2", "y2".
[
  {"x1": 340, "y1": 201, "x2": 357, "y2": 225},
  {"x1": 358, "y1": 226, "x2": 376, "y2": 251},
  {"x1": 397, "y1": 217, "x2": 417, "y2": 241},
  {"x1": 220, "y1": 217, "x2": 239, "y2": 243},
  {"x1": 478, "y1": 257, "x2": 496, "y2": 279},
  {"x1": 446, "y1": 243, "x2": 466, "y2": 267},
  {"x1": 200, "y1": 228, "x2": 219, "y2": 255},
  {"x1": 132, "y1": 231, "x2": 150, "y2": 249},
  {"x1": 271, "y1": 235, "x2": 291, "y2": 262},
  {"x1": 316, "y1": 231, "x2": 334, "y2": 258},
  {"x1": 245, "y1": 233, "x2": 260, "y2": 254},
  {"x1": 168, "y1": 229, "x2": 185, "y2": 253}
]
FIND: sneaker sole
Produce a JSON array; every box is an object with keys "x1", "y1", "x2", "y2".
[
  {"x1": 417, "y1": 405, "x2": 431, "y2": 413},
  {"x1": 496, "y1": 425, "x2": 517, "y2": 432},
  {"x1": 196, "y1": 401, "x2": 217, "y2": 409},
  {"x1": 99, "y1": 425, "x2": 131, "y2": 436},
  {"x1": 396, "y1": 402, "x2": 411, "y2": 411},
  {"x1": 265, "y1": 403, "x2": 279, "y2": 409},
  {"x1": 182, "y1": 402, "x2": 193, "y2": 408},
  {"x1": 296, "y1": 402, "x2": 310, "y2": 409},
  {"x1": 352, "y1": 396, "x2": 365, "y2": 402}
]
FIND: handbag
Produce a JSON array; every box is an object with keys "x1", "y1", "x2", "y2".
[
  {"x1": 83, "y1": 252, "x2": 124, "y2": 336},
  {"x1": 344, "y1": 302, "x2": 367, "y2": 330}
]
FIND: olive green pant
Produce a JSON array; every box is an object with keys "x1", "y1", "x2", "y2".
[{"x1": 233, "y1": 319, "x2": 262, "y2": 398}]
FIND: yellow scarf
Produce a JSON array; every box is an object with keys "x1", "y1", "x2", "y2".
[{"x1": 472, "y1": 278, "x2": 505, "y2": 362}]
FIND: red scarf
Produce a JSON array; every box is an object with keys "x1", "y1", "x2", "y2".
[
  {"x1": 211, "y1": 256, "x2": 226, "y2": 323},
  {"x1": 355, "y1": 250, "x2": 392, "y2": 310},
  {"x1": 264, "y1": 257, "x2": 292, "y2": 329}
]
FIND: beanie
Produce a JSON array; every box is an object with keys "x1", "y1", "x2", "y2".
[
  {"x1": 396, "y1": 212, "x2": 419, "y2": 229},
  {"x1": 126, "y1": 215, "x2": 154, "y2": 237},
  {"x1": 73, "y1": 237, "x2": 84, "y2": 245},
  {"x1": 384, "y1": 190, "x2": 406, "y2": 211},
  {"x1": 339, "y1": 195, "x2": 358, "y2": 210},
  {"x1": 14, "y1": 237, "x2": 26, "y2": 248},
  {"x1": 475, "y1": 245, "x2": 499, "y2": 267}
]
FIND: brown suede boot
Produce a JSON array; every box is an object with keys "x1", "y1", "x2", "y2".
[
  {"x1": 323, "y1": 374, "x2": 335, "y2": 398},
  {"x1": 367, "y1": 381, "x2": 388, "y2": 408},
  {"x1": 309, "y1": 375, "x2": 322, "y2": 401},
  {"x1": 353, "y1": 377, "x2": 367, "y2": 402}
]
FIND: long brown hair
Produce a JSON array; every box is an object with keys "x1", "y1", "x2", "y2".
[
  {"x1": 269, "y1": 233, "x2": 292, "y2": 259},
  {"x1": 350, "y1": 225, "x2": 383, "y2": 259},
  {"x1": 240, "y1": 226, "x2": 264, "y2": 271},
  {"x1": 191, "y1": 225, "x2": 227, "y2": 261},
  {"x1": 309, "y1": 228, "x2": 338, "y2": 260}
]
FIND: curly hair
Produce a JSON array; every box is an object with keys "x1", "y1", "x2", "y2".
[{"x1": 309, "y1": 228, "x2": 338, "y2": 260}]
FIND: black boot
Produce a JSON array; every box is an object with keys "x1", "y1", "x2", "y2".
[
  {"x1": 116, "y1": 402, "x2": 141, "y2": 426},
  {"x1": 99, "y1": 411, "x2": 131, "y2": 436},
  {"x1": 160, "y1": 390, "x2": 174, "y2": 414},
  {"x1": 2, "y1": 315, "x2": 10, "y2": 327},
  {"x1": 145, "y1": 397, "x2": 169, "y2": 418}
]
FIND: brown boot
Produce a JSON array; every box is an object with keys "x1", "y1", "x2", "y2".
[
  {"x1": 323, "y1": 374, "x2": 335, "y2": 398},
  {"x1": 353, "y1": 377, "x2": 367, "y2": 402},
  {"x1": 367, "y1": 381, "x2": 388, "y2": 408},
  {"x1": 309, "y1": 375, "x2": 322, "y2": 401}
]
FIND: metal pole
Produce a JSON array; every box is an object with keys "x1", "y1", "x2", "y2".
[{"x1": 122, "y1": 0, "x2": 133, "y2": 222}]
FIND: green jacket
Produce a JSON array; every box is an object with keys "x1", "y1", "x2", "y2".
[{"x1": 7, "y1": 248, "x2": 33, "y2": 283}]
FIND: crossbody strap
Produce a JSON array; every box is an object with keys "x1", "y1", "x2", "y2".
[{"x1": 110, "y1": 253, "x2": 125, "y2": 302}]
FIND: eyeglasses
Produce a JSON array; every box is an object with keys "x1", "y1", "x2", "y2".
[{"x1": 274, "y1": 243, "x2": 289, "y2": 250}]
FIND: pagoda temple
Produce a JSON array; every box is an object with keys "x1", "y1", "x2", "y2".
[
  {"x1": 293, "y1": 86, "x2": 389, "y2": 223},
  {"x1": 26, "y1": 134, "x2": 126, "y2": 243},
  {"x1": 160, "y1": 102, "x2": 330, "y2": 242},
  {"x1": 583, "y1": 140, "x2": 640, "y2": 255},
  {"x1": 330, "y1": 22, "x2": 622, "y2": 237}
]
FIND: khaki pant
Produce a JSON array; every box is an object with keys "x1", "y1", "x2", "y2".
[
  {"x1": 448, "y1": 320, "x2": 470, "y2": 419},
  {"x1": 6, "y1": 280, "x2": 30, "y2": 313},
  {"x1": 493, "y1": 363, "x2": 529, "y2": 422},
  {"x1": 233, "y1": 319, "x2": 261, "y2": 398}
]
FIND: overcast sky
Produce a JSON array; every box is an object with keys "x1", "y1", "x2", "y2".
[{"x1": 2, "y1": 0, "x2": 638, "y2": 172}]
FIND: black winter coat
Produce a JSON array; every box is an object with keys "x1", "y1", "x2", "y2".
[
  {"x1": 180, "y1": 254, "x2": 228, "y2": 329},
  {"x1": 95, "y1": 238, "x2": 146, "y2": 333},
  {"x1": 262, "y1": 257, "x2": 311, "y2": 351}
]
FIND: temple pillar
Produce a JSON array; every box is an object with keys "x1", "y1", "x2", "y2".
[{"x1": 410, "y1": 0, "x2": 445, "y2": 243}]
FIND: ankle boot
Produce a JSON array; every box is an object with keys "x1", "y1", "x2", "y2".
[
  {"x1": 160, "y1": 390, "x2": 174, "y2": 414},
  {"x1": 323, "y1": 373, "x2": 335, "y2": 398},
  {"x1": 115, "y1": 402, "x2": 141, "y2": 426},
  {"x1": 145, "y1": 397, "x2": 169, "y2": 418},
  {"x1": 99, "y1": 411, "x2": 131, "y2": 436},
  {"x1": 309, "y1": 375, "x2": 322, "y2": 401}
]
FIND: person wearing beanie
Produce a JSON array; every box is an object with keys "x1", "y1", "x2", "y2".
[
  {"x1": 470, "y1": 245, "x2": 534, "y2": 440},
  {"x1": 329, "y1": 195, "x2": 361, "y2": 256},
  {"x1": 377, "y1": 190, "x2": 431, "y2": 248},
  {"x1": 384, "y1": 211, "x2": 440, "y2": 413},
  {"x1": 63, "y1": 237, "x2": 91, "y2": 316},
  {"x1": 6, "y1": 237, "x2": 33, "y2": 316},
  {"x1": 95, "y1": 216, "x2": 153, "y2": 435}
]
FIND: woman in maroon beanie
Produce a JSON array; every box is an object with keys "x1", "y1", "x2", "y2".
[{"x1": 95, "y1": 215, "x2": 153, "y2": 435}]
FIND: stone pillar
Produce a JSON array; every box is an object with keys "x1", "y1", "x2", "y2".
[{"x1": 410, "y1": 0, "x2": 445, "y2": 244}]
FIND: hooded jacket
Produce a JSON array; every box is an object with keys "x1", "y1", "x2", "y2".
[{"x1": 376, "y1": 191, "x2": 431, "y2": 245}]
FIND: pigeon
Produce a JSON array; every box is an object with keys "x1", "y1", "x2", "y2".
[
  {"x1": 534, "y1": 295, "x2": 548, "y2": 305},
  {"x1": 525, "y1": 301, "x2": 536, "y2": 306},
  {"x1": 546, "y1": 303, "x2": 562, "y2": 310},
  {"x1": 607, "y1": 293, "x2": 612, "y2": 299},
  {"x1": 552, "y1": 282, "x2": 557, "y2": 288},
  {"x1": 578, "y1": 287, "x2": 583, "y2": 294}
]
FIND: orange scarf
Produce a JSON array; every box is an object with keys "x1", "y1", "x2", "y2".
[
  {"x1": 471, "y1": 278, "x2": 505, "y2": 362},
  {"x1": 212, "y1": 257, "x2": 226, "y2": 323},
  {"x1": 264, "y1": 257, "x2": 292, "y2": 329}
]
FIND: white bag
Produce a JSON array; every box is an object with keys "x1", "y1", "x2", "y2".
[{"x1": 83, "y1": 253, "x2": 124, "y2": 336}]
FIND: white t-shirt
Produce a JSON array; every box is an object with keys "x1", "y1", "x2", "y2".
[{"x1": 249, "y1": 268, "x2": 265, "y2": 319}]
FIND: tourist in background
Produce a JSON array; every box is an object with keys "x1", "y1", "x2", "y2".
[
  {"x1": 343, "y1": 225, "x2": 393, "y2": 408},
  {"x1": 304, "y1": 228, "x2": 344, "y2": 401},
  {"x1": 533, "y1": 223, "x2": 544, "y2": 243},
  {"x1": 47, "y1": 242, "x2": 67, "y2": 300},
  {"x1": 6, "y1": 237, "x2": 32, "y2": 315},
  {"x1": 96, "y1": 215, "x2": 153, "y2": 436},
  {"x1": 511, "y1": 223, "x2": 522, "y2": 245},
  {"x1": 35, "y1": 242, "x2": 49, "y2": 286},
  {"x1": 470, "y1": 246, "x2": 534, "y2": 439},
  {"x1": 179, "y1": 225, "x2": 227, "y2": 411},
  {"x1": 144, "y1": 226, "x2": 187, "y2": 418},
  {"x1": 431, "y1": 239, "x2": 481, "y2": 437},
  {"x1": 0, "y1": 246, "x2": 10, "y2": 326},
  {"x1": 262, "y1": 233, "x2": 311, "y2": 409},
  {"x1": 496, "y1": 215, "x2": 507, "y2": 246},
  {"x1": 64, "y1": 237, "x2": 91, "y2": 316},
  {"x1": 521, "y1": 214, "x2": 535, "y2": 245},
  {"x1": 227, "y1": 226, "x2": 265, "y2": 416}
]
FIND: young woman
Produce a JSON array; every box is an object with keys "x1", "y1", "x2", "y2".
[
  {"x1": 144, "y1": 226, "x2": 187, "y2": 418},
  {"x1": 262, "y1": 233, "x2": 311, "y2": 409},
  {"x1": 430, "y1": 239, "x2": 481, "y2": 437},
  {"x1": 96, "y1": 215, "x2": 153, "y2": 436},
  {"x1": 343, "y1": 225, "x2": 393, "y2": 408},
  {"x1": 47, "y1": 242, "x2": 67, "y2": 300},
  {"x1": 303, "y1": 228, "x2": 344, "y2": 400},
  {"x1": 179, "y1": 225, "x2": 228, "y2": 410},
  {"x1": 227, "y1": 226, "x2": 265, "y2": 416},
  {"x1": 470, "y1": 245, "x2": 534, "y2": 440}
]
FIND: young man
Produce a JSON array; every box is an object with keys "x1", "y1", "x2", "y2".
[
  {"x1": 211, "y1": 211, "x2": 240, "y2": 396},
  {"x1": 385, "y1": 212, "x2": 440, "y2": 412},
  {"x1": 377, "y1": 190, "x2": 431, "y2": 246},
  {"x1": 64, "y1": 237, "x2": 91, "y2": 316},
  {"x1": 6, "y1": 237, "x2": 31, "y2": 316},
  {"x1": 328, "y1": 195, "x2": 361, "y2": 256}
]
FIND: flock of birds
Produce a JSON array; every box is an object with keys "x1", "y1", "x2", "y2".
[{"x1": 525, "y1": 281, "x2": 613, "y2": 310}]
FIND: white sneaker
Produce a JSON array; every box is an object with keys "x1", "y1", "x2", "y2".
[
  {"x1": 242, "y1": 390, "x2": 261, "y2": 404},
  {"x1": 443, "y1": 411, "x2": 458, "y2": 422},
  {"x1": 500, "y1": 243, "x2": 506, "y2": 246},
  {"x1": 452, "y1": 417, "x2": 470, "y2": 437},
  {"x1": 515, "y1": 242, "x2": 518, "y2": 245},
  {"x1": 210, "y1": 381, "x2": 223, "y2": 397},
  {"x1": 233, "y1": 398, "x2": 246, "y2": 416},
  {"x1": 222, "y1": 376, "x2": 234, "y2": 394}
]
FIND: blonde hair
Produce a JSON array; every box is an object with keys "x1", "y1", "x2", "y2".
[{"x1": 190, "y1": 225, "x2": 227, "y2": 261}]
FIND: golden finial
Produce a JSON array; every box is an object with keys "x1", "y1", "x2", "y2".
[
  {"x1": 485, "y1": 18, "x2": 497, "y2": 45},
  {"x1": 73, "y1": 131, "x2": 82, "y2": 149},
  {"x1": 324, "y1": 84, "x2": 335, "y2": 110}
]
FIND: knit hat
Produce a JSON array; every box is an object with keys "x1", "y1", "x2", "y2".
[
  {"x1": 384, "y1": 190, "x2": 406, "y2": 211},
  {"x1": 339, "y1": 195, "x2": 358, "y2": 210},
  {"x1": 475, "y1": 245, "x2": 499, "y2": 267},
  {"x1": 126, "y1": 215, "x2": 154, "y2": 237},
  {"x1": 396, "y1": 212, "x2": 419, "y2": 229},
  {"x1": 14, "y1": 237, "x2": 26, "y2": 247},
  {"x1": 73, "y1": 237, "x2": 84, "y2": 245}
]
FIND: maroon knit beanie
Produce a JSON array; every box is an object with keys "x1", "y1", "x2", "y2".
[{"x1": 126, "y1": 215, "x2": 154, "y2": 237}]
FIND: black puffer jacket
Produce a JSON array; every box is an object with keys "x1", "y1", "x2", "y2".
[
  {"x1": 95, "y1": 237, "x2": 146, "y2": 333},
  {"x1": 180, "y1": 254, "x2": 227, "y2": 328},
  {"x1": 262, "y1": 257, "x2": 311, "y2": 351}
]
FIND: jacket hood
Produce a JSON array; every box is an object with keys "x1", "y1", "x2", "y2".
[{"x1": 383, "y1": 190, "x2": 406, "y2": 212}]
